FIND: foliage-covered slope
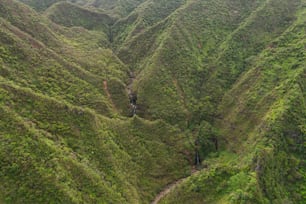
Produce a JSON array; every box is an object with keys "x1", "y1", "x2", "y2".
[
  {"x1": 0, "y1": 0, "x2": 191, "y2": 203},
  {"x1": 19, "y1": 0, "x2": 147, "y2": 18},
  {"x1": 128, "y1": 0, "x2": 301, "y2": 126},
  {"x1": 0, "y1": 81, "x2": 190, "y2": 203},
  {"x1": 2, "y1": 0, "x2": 306, "y2": 203},
  {"x1": 18, "y1": 0, "x2": 61, "y2": 11},
  {"x1": 159, "y1": 1, "x2": 306, "y2": 203},
  {"x1": 45, "y1": 1, "x2": 114, "y2": 34},
  {"x1": 70, "y1": 0, "x2": 147, "y2": 18}
]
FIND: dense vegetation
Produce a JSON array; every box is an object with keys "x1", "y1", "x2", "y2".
[{"x1": 0, "y1": 0, "x2": 305, "y2": 203}]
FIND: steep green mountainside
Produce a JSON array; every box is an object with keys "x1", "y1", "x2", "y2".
[
  {"x1": 125, "y1": 0, "x2": 267, "y2": 124},
  {"x1": 0, "y1": 82, "x2": 189, "y2": 203},
  {"x1": 45, "y1": 1, "x2": 114, "y2": 34},
  {"x1": 19, "y1": 0, "x2": 146, "y2": 17},
  {"x1": 0, "y1": 0, "x2": 190, "y2": 203},
  {"x1": 69, "y1": 0, "x2": 147, "y2": 18},
  {"x1": 126, "y1": 0, "x2": 301, "y2": 126},
  {"x1": 1, "y1": 0, "x2": 305, "y2": 203},
  {"x1": 18, "y1": 0, "x2": 61, "y2": 11},
  {"x1": 111, "y1": 0, "x2": 187, "y2": 49},
  {"x1": 160, "y1": 4, "x2": 306, "y2": 203}
]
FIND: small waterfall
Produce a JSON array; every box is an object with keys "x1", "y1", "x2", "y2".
[
  {"x1": 127, "y1": 71, "x2": 137, "y2": 117},
  {"x1": 129, "y1": 93, "x2": 137, "y2": 116}
]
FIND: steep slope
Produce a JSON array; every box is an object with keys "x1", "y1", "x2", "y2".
[
  {"x1": 124, "y1": 0, "x2": 301, "y2": 127},
  {"x1": 19, "y1": 0, "x2": 147, "y2": 18},
  {"x1": 1, "y1": 0, "x2": 131, "y2": 114},
  {"x1": 0, "y1": 15, "x2": 112, "y2": 116},
  {"x1": 0, "y1": 81, "x2": 189, "y2": 203},
  {"x1": 45, "y1": 1, "x2": 114, "y2": 34},
  {"x1": 125, "y1": 0, "x2": 266, "y2": 124},
  {"x1": 70, "y1": 0, "x2": 147, "y2": 18},
  {"x1": 18, "y1": 0, "x2": 61, "y2": 11},
  {"x1": 1, "y1": 0, "x2": 305, "y2": 203},
  {"x1": 112, "y1": 0, "x2": 187, "y2": 49},
  {"x1": 159, "y1": 2, "x2": 306, "y2": 203},
  {"x1": 0, "y1": 1, "x2": 191, "y2": 203}
]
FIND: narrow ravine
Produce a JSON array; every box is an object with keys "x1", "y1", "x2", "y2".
[{"x1": 151, "y1": 169, "x2": 200, "y2": 204}]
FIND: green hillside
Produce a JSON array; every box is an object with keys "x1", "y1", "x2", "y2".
[
  {"x1": 45, "y1": 2, "x2": 114, "y2": 33},
  {"x1": 160, "y1": 3, "x2": 306, "y2": 203},
  {"x1": 19, "y1": 0, "x2": 146, "y2": 17},
  {"x1": 0, "y1": 0, "x2": 305, "y2": 203},
  {"x1": 18, "y1": 0, "x2": 61, "y2": 11}
]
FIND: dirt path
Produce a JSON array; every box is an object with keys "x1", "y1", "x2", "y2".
[{"x1": 151, "y1": 168, "x2": 199, "y2": 204}]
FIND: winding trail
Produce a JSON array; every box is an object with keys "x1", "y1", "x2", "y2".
[{"x1": 151, "y1": 168, "x2": 200, "y2": 204}]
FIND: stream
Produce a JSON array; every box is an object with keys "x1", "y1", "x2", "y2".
[{"x1": 127, "y1": 71, "x2": 137, "y2": 116}]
